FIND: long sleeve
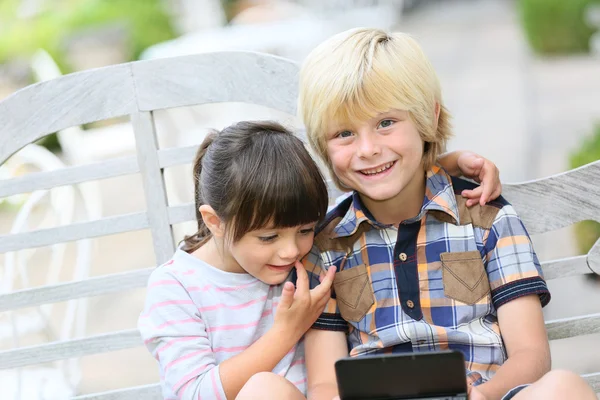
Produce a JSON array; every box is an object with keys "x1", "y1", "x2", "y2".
[{"x1": 138, "y1": 268, "x2": 226, "y2": 399}]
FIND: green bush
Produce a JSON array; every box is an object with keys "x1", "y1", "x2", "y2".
[
  {"x1": 570, "y1": 124, "x2": 600, "y2": 254},
  {"x1": 0, "y1": 0, "x2": 176, "y2": 72},
  {"x1": 518, "y1": 0, "x2": 600, "y2": 54}
]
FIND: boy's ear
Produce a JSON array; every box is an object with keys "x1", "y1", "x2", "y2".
[
  {"x1": 434, "y1": 102, "x2": 441, "y2": 127},
  {"x1": 199, "y1": 205, "x2": 225, "y2": 238}
]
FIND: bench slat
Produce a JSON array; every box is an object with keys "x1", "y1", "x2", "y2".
[
  {"x1": 132, "y1": 111, "x2": 175, "y2": 264},
  {"x1": 157, "y1": 144, "x2": 199, "y2": 168},
  {"x1": 546, "y1": 313, "x2": 600, "y2": 341},
  {"x1": 0, "y1": 212, "x2": 149, "y2": 253},
  {"x1": 131, "y1": 52, "x2": 298, "y2": 114},
  {"x1": 0, "y1": 329, "x2": 141, "y2": 370},
  {"x1": 0, "y1": 268, "x2": 153, "y2": 312},
  {"x1": 503, "y1": 161, "x2": 600, "y2": 235},
  {"x1": 541, "y1": 255, "x2": 594, "y2": 280},
  {"x1": 0, "y1": 63, "x2": 137, "y2": 165},
  {"x1": 0, "y1": 156, "x2": 139, "y2": 198},
  {"x1": 72, "y1": 384, "x2": 162, "y2": 400}
]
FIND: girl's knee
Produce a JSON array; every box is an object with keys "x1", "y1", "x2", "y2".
[
  {"x1": 237, "y1": 372, "x2": 305, "y2": 400},
  {"x1": 526, "y1": 369, "x2": 596, "y2": 399}
]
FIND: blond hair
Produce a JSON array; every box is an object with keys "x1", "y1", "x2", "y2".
[{"x1": 299, "y1": 28, "x2": 452, "y2": 189}]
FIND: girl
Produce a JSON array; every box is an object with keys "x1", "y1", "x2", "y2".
[{"x1": 138, "y1": 121, "x2": 501, "y2": 400}]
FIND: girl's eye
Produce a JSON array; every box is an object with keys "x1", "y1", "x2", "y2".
[
  {"x1": 378, "y1": 119, "x2": 394, "y2": 129},
  {"x1": 299, "y1": 228, "x2": 315, "y2": 235},
  {"x1": 338, "y1": 130, "x2": 353, "y2": 138},
  {"x1": 258, "y1": 235, "x2": 277, "y2": 243}
]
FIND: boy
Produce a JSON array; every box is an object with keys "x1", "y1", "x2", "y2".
[{"x1": 298, "y1": 28, "x2": 596, "y2": 400}]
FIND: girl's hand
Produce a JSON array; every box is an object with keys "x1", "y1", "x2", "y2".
[
  {"x1": 274, "y1": 262, "x2": 336, "y2": 338},
  {"x1": 456, "y1": 152, "x2": 502, "y2": 207},
  {"x1": 468, "y1": 385, "x2": 488, "y2": 400}
]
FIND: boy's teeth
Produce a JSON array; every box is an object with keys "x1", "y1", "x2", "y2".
[{"x1": 362, "y1": 162, "x2": 394, "y2": 175}]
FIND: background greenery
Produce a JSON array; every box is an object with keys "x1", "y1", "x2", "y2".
[
  {"x1": 570, "y1": 124, "x2": 600, "y2": 253},
  {"x1": 0, "y1": 0, "x2": 176, "y2": 73},
  {"x1": 518, "y1": 0, "x2": 600, "y2": 54}
]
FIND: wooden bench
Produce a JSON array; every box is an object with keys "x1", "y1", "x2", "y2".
[{"x1": 0, "y1": 51, "x2": 598, "y2": 399}]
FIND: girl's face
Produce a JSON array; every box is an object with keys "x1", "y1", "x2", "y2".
[{"x1": 227, "y1": 222, "x2": 318, "y2": 285}]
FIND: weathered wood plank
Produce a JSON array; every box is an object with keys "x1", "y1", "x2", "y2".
[
  {"x1": 0, "y1": 329, "x2": 142, "y2": 369},
  {"x1": 503, "y1": 161, "x2": 600, "y2": 233},
  {"x1": 131, "y1": 51, "x2": 298, "y2": 114},
  {"x1": 157, "y1": 144, "x2": 199, "y2": 168},
  {"x1": 0, "y1": 268, "x2": 153, "y2": 312},
  {"x1": 0, "y1": 156, "x2": 139, "y2": 198},
  {"x1": 132, "y1": 111, "x2": 175, "y2": 264},
  {"x1": 72, "y1": 384, "x2": 162, "y2": 400},
  {"x1": 0, "y1": 212, "x2": 148, "y2": 253},
  {"x1": 168, "y1": 203, "x2": 196, "y2": 225},
  {"x1": 540, "y1": 255, "x2": 594, "y2": 280},
  {"x1": 0, "y1": 64, "x2": 137, "y2": 165},
  {"x1": 545, "y1": 313, "x2": 600, "y2": 341}
]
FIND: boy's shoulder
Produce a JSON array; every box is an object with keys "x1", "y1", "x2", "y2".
[
  {"x1": 438, "y1": 176, "x2": 511, "y2": 230},
  {"x1": 313, "y1": 195, "x2": 362, "y2": 254}
]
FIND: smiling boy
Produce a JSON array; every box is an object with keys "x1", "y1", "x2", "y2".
[{"x1": 299, "y1": 28, "x2": 596, "y2": 400}]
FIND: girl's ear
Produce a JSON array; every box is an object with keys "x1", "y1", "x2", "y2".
[{"x1": 199, "y1": 205, "x2": 225, "y2": 238}]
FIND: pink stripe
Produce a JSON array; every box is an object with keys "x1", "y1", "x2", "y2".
[
  {"x1": 177, "y1": 380, "x2": 192, "y2": 398},
  {"x1": 212, "y1": 345, "x2": 248, "y2": 353},
  {"x1": 292, "y1": 377, "x2": 307, "y2": 386},
  {"x1": 153, "y1": 336, "x2": 196, "y2": 356},
  {"x1": 142, "y1": 299, "x2": 195, "y2": 315},
  {"x1": 156, "y1": 318, "x2": 199, "y2": 330},
  {"x1": 211, "y1": 369, "x2": 223, "y2": 400},
  {"x1": 174, "y1": 365, "x2": 210, "y2": 392},
  {"x1": 207, "y1": 320, "x2": 259, "y2": 332},
  {"x1": 290, "y1": 358, "x2": 305, "y2": 367},
  {"x1": 149, "y1": 279, "x2": 181, "y2": 287},
  {"x1": 165, "y1": 349, "x2": 211, "y2": 371},
  {"x1": 198, "y1": 295, "x2": 267, "y2": 312},
  {"x1": 187, "y1": 280, "x2": 260, "y2": 292}
]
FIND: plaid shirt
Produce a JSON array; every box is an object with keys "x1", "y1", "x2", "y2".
[{"x1": 304, "y1": 166, "x2": 550, "y2": 384}]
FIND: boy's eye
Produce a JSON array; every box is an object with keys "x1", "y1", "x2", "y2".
[
  {"x1": 338, "y1": 130, "x2": 353, "y2": 138},
  {"x1": 378, "y1": 119, "x2": 394, "y2": 129},
  {"x1": 258, "y1": 235, "x2": 277, "y2": 242}
]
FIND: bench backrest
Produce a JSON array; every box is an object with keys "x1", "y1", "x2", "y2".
[{"x1": 0, "y1": 51, "x2": 598, "y2": 398}]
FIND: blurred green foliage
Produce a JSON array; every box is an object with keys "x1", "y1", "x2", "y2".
[
  {"x1": 0, "y1": 0, "x2": 176, "y2": 72},
  {"x1": 570, "y1": 124, "x2": 600, "y2": 254},
  {"x1": 518, "y1": 0, "x2": 600, "y2": 54}
]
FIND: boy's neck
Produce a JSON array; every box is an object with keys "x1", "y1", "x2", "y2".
[{"x1": 359, "y1": 169, "x2": 426, "y2": 227}]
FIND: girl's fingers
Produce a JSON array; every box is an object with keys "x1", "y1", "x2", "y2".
[
  {"x1": 278, "y1": 281, "x2": 295, "y2": 311},
  {"x1": 311, "y1": 266, "x2": 336, "y2": 299},
  {"x1": 294, "y1": 261, "x2": 309, "y2": 294}
]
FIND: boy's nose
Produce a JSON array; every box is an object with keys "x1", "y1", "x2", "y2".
[{"x1": 356, "y1": 132, "x2": 381, "y2": 158}]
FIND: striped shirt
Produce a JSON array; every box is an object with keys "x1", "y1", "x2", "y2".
[
  {"x1": 304, "y1": 166, "x2": 551, "y2": 385},
  {"x1": 138, "y1": 249, "x2": 306, "y2": 399}
]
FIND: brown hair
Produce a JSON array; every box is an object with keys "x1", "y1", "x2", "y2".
[{"x1": 182, "y1": 121, "x2": 329, "y2": 252}]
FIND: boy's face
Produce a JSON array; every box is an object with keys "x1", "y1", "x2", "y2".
[{"x1": 326, "y1": 109, "x2": 424, "y2": 203}]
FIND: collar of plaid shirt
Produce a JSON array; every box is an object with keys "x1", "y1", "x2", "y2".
[{"x1": 330, "y1": 165, "x2": 460, "y2": 239}]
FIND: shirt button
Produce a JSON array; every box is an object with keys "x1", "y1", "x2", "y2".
[
  {"x1": 406, "y1": 300, "x2": 415, "y2": 309},
  {"x1": 399, "y1": 252, "x2": 407, "y2": 261}
]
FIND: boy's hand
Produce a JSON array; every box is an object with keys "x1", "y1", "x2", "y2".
[
  {"x1": 456, "y1": 152, "x2": 501, "y2": 207},
  {"x1": 274, "y1": 262, "x2": 336, "y2": 338}
]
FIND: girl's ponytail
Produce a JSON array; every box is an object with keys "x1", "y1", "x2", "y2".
[{"x1": 182, "y1": 131, "x2": 217, "y2": 252}]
